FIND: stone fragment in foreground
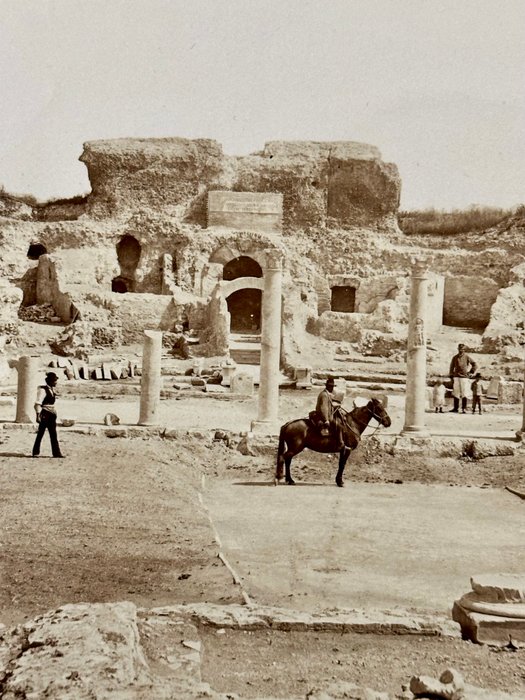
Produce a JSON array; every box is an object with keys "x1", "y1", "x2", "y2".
[{"x1": 452, "y1": 573, "x2": 525, "y2": 645}]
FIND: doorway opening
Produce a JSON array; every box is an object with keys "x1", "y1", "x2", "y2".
[{"x1": 227, "y1": 289, "x2": 262, "y2": 332}]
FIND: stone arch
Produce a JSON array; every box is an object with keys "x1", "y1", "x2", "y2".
[
  {"x1": 223, "y1": 256, "x2": 263, "y2": 281},
  {"x1": 221, "y1": 277, "x2": 264, "y2": 296},
  {"x1": 209, "y1": 243, "x2": 267, "y2": 270},
  {"x1": 112, "y1": 234, "x2": 141, "y2": 293}
]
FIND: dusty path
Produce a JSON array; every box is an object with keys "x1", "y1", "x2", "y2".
[
  {"x1": 205, "y1": 479, "x2": 525, "y2": 614},
  {"x1": 0, "y1": 430, "x2": 241, "y2": 627},
  {"x1": 1, "y1": 426, "x2": 525, "y2": 697}
]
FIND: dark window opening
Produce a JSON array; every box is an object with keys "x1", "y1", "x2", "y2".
[
  {"x1": 114, "y1": 235, "x2": 141, "y2": 292},
  {"x1": 223, "y1": 256, "x2": 262, "y2": 281},
  {"x1": 112, "y1": 276, "x2": 133, "y2": 293},
  {"x1": 227, "y1": 289, "x2": 262, "y2": 332},
  {"x1": 331, "y1": 286, "x2": 356, "y2": 313},
  {"x1": 27, "y1": 243, "x2": 47, "y2": 260}
]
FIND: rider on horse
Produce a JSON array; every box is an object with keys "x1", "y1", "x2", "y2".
[{"x1": 313, "y1": 377, "x2": 343, "y2": 441}]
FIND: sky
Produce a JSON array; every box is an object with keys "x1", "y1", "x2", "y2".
[{"x1": 1, "y1": 0, "x2": 524, "y2": 210}]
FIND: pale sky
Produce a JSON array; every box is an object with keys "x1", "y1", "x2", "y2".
[{"x1": 1, "y1": 0, "x2": 524, "y2": 210}]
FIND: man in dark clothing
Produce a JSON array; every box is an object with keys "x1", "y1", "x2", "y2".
[
  {"x1": 449, "y1": 343, "x2": 477, "y2": 413},
  {"x1": 315, "y1": 377, "x2": 336, "y2": 436},
  {"x1": 32, "y1": 372, "x2": 65, "y2": 458}
]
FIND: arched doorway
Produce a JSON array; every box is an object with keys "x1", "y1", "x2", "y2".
[
  {"x1": 227, "y1": 288, "x2": 262, "y2": 332},
  {"x1": 112, "y1": 234, "x2": 141, "y2": 293}
]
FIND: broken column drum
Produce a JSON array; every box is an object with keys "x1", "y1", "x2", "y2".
[
  {"x1": 256, "y1": 249, "x2": 283, "y2": 425},
  {"x1": 402, "y1": 263, "x2": 430, "y2": 436},
  {"x1": 138, "y1": 330, "x2": 162, "y2": 425},
  {"x1": 15, "y1": 355, "x2": 39, "y2": 424}
]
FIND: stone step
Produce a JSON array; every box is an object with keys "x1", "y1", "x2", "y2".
[{"x1": 230, "y1": 348, "x2": 261, "y2": 365}]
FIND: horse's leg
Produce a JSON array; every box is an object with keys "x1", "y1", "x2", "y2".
[
  {"x1": 284, "y1": 454, "x2": 295, "y2": 485},
  {"x1": 283, "y1": 444, "x2": 303, "y2": 486},
  {"x1": 336, "y1": 447, "x2": 351, "y2": 487},
  {"x1": 275, "y1": 427, "x2": 288, "y2": 482}
]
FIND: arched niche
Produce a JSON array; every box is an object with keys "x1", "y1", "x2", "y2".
[
  {"x1": 114, "y1": 234, "x2": 141, "y2": 293},
  {"x1": 223, "y1": 255, "x2": 263, "y2": 281},
  {"x1": 27, "y1": 242, "x2": 48, "y2": 260}
]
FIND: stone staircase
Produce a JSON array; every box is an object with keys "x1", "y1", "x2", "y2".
[{"x1": 229, "y1": 332, "x2": 261, "y2": 365}]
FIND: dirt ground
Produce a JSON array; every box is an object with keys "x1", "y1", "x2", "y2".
[{"x1": 1, "y1": 421, "x2": 525, "y2": 697}]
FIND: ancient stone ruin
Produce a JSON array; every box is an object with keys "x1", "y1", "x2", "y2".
[{"x1": 1, "y1": 137, "x2": 524, "y2": 380}]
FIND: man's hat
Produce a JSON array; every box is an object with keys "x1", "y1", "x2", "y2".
[
  {"x1": 45, "y1": 372, "x2": 59, "y2": 383},
  {"x1": 325, "y1": 377, "x2": 335, "y2": 387},
  {"x1": 458, "y1": 343, "x2": 466, "y2": 350}
]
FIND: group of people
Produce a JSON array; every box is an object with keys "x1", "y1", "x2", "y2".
[{"x1": 433, "y1": 343, "x2": 485, "y2": 415}]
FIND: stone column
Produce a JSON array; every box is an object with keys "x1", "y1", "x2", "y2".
[
  {"x1": 15, "y1": 355, "x2": 39, "y2": 423},
  {"x1": 516, "y1": 350, "x2": 525, "y2": 440},
  {"x1": 252, "y1": 249, "x2": 283, "y2": 433},
  {"x1": 138, "y1": 330, "x2": 162, "y2": 426},
  {"x1": 401, "y1": 262, "x2": 431, "y2": 436}
]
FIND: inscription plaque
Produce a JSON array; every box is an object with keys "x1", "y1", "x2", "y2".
[{"x1": 207, "y1": 191, "x2": 283, "y2": 234}]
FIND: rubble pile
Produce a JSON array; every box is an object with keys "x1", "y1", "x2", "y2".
[
  {"x1": 48, "y1": 355, "x2": 140, "y2": 381},
  {"x1": 18, "y1": 303, "x2": 59, "y2": 323}
]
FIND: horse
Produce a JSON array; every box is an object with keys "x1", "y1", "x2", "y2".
[{"x1": 275, "y1": 397, "x2": 391, "y2": 487}]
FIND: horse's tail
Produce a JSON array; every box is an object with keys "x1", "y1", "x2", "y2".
[{"x1": 276, "y1": 424, "x2": 288, "y2": 480}]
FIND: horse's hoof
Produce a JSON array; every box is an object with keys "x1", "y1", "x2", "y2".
[
  {"x1": 286, "y1": 479, "x2": 296, "y2": 486},
  {"x1": 274, "y1": 478, "x2": 280, "y2": 486},
  {"x1": 336, "y1": 480, "x2": 344, "y2": 488}
]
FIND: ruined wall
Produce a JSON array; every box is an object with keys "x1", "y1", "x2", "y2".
[
  {"x1": 113, "y1": 294, "x2": 178, "y2": 344},
  {"x1": 443, "y1": 276, "x2": 500, "y2": 329},
  {"x1": 80, "y1": 138, "x2": 401, "y2": 231},
  {"x1": 482, "y1": 262, "x2": 525, "y2": 350}
]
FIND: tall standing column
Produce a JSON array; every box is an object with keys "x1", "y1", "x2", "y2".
[
  {"x1": 138, "y1": 330, "x2": 162, "y2": 426},
  {"x1": 15, "y1": 355, "x2": 39, "y2": 424},
  {"x1": 402, "y1": 261, "x2": 430, "y2": 436},
  {"x1": 252, "y1": 249, "x2": 283, "y2": 431},
  {"x1": 516, "y1": 347, "x2": 525, "y2": 441}
]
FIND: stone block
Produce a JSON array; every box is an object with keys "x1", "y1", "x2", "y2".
[
  {"x1": 231, "y1": 372, "x2": 254, "y2": 395},
  {"x1": 294, "y1": 366, "x2": 312, "y2": 389},
  {"x1": 220, "y1": 359, "x2": 237, "y2": 387},
  {"x1": 452, "y1": 601, "x2": 525, "y2": 645},
  {"x1": 486, "y1": 376, "x2": 502, "y2": 399}
]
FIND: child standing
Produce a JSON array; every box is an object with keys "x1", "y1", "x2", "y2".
[
  {"x1": 471, "y1": 373, "x2": 485, "y2": 414},
  {"x1": 432, "y1": 378, "x2": 446, "y2": 413}
]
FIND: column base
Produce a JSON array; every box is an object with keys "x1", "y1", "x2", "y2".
[
  {"x1": 250, "y1": 419, "x2": 281, "y2": 436},
  {"x1": 515, "y1": 429, "x2": 525, "y2": 441},
  {"x1": 400, "y1": 426, "x2": 431, "y2": 438}
]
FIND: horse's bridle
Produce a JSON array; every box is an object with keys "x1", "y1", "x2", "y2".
[{"x1": 338, "y1": 403, "x2": 385, "y2": 439}]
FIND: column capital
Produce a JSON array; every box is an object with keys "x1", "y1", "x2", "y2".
[
  {"x1": 409, "y1": 255, "x2": 432, "y2": 278},
  {"x1": 264, "y1": 248, "x2": 284, "y2": 271}
]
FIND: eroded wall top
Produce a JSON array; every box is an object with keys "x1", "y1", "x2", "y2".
[{"x1": 80, "y1": 137, "x2": 401, "y2": 230}]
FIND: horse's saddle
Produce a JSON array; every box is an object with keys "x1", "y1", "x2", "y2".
[{"x1": 308, "y1": 411, "x2": 332, "y2": 437}]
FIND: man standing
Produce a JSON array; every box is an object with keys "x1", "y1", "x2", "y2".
[{"x1": 449, "y1": 344, "x2": 477, "y2": 413}]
